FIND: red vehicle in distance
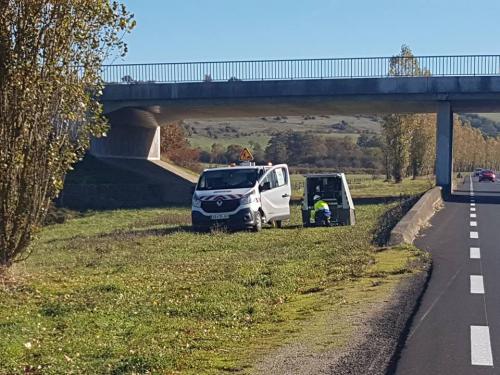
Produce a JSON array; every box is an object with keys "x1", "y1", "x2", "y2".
[{"x1": 479, "y1": 170, "x2": 496, "y2": 182}]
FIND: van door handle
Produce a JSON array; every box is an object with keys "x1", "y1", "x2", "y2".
[{"x1": 282, "y1": 193, "x2": 290, "y2": 198}]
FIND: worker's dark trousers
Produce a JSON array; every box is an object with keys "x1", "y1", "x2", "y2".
[{"x1": 315, "y1": 211, "x2": 331, "y2": 227}]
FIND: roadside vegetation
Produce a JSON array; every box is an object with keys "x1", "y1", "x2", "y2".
[{"x1": 0, "y1": 203, "x2": 427, "y2": 374}]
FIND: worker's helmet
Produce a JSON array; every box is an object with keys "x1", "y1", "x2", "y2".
[{"x1": 313, "y1": 194, "x2": 321, "y2": 201}]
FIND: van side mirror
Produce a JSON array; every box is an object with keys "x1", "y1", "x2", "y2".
[{"x1": 260, "y1": 181, "x2": 271, "y2": 192}]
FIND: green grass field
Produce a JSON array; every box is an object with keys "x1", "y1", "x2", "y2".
[{"x1": 0, "y1": 202, "x2": 427, "y2": 374}]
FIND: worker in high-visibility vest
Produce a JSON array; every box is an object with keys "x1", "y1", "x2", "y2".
[{"x1": 312, "y1": 195, "x2": 331, "y2": 226}]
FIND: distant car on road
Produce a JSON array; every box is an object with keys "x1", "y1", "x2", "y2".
[
  {"x1": 479, "y1": 170, "x2": 496, "y2": 182},
  {"x1": 474, "y1": 168, "x2": 483, "y2": 177}
]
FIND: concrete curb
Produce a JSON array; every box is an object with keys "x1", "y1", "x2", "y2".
[{"x1": 388, "y1": 187, "x2": 443, "y2": 246}]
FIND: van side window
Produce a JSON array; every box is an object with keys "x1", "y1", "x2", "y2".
[
  {"x1": 260, "y1": 174, "x2": 271, "y2": 190},
  {"x1": 261, "y1": 171, "x2": 279, "y2": 190},
  {"x1": 270, "y1": 171, "x2": 279, "y2": 189},
  {"x1": 275, "y1": 168, "x2": 288, "y2": 186}
]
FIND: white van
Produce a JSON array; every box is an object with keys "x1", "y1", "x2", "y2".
[{"x1": 191, "y1": 164, "x2": 291, "y2": 231}]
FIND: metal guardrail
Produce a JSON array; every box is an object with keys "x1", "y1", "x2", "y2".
[{"x1": 102, "y1": 55, "x2": 500, "y2": 84}]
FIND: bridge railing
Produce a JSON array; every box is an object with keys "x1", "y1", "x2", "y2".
[{"x1": 101, "y1": 55, "x2": 500, "y2": 84}]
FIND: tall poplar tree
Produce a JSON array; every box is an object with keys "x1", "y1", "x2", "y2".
[{"x1": 0, "y1": 1, "x2": 135, "y2": 267}]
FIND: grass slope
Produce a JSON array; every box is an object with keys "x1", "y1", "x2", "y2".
[{"x1": 1, "y1": 202, "x2": 426, "y2": 374}]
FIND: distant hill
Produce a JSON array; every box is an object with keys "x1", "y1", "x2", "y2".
[
  {"x1": 184, "y1": 115, "x2": 382, "y2": 151},
  {"x1": 185, "y1": 113, "x2": 498, "y2": 152},
  {"x1": 459, "y1": 113, "x2": 500, "y2": 136}
]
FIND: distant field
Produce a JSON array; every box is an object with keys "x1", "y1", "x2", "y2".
[
  {"x1": 290, "y1": 174, "x2": 433, "y2": 199},
  {"x1": 186, "y1": 113, "x2": 500, "y2": 151},
  {"x1": 189, "y1": 133, "x2": 272, "y2": 150},
  {"x1": 185, "y1": 115, "x2": 381, "y2": 151}
]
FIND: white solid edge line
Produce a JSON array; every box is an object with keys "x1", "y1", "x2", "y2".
[
  {"x1": 471, "y1": 326, "x2": 494, "y2": 366},
  {"x1": 470, "y1": 213, "x2": 477, "y2": 218},
  {"x1": 470, "y1": 247, "x2": 481, "y2": 259},
  {"x1": 470, "y1": 275, "x2": 485, "y2": 294},
  {"x1": 470, "y1": 221, "x2": 478, "y2": 227},
  {"x1": 470, "y1": 232, "x2": 479, "y2": 239}
]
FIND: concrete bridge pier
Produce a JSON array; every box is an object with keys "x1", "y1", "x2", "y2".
[{"x1": 435, "y1": 101, "x2": 454, "y2": 195}]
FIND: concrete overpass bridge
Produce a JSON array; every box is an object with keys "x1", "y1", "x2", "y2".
[{"x1": 92, "y1": 55, "x2": 500, "y2": 194}]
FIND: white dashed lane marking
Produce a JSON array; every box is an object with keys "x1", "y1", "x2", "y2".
[
  {"x1": 469, "y1": 178, "x2": 493, "y2": 367},
  {"x1": 470, "y1": 247, "x2": 481, "y2": 259},
  {"x1": 471, "y1": 326, "x2": 494, "y2": 366},
  {"x1": 470, "y1": 275, "x2": 485, "y2": 294}
]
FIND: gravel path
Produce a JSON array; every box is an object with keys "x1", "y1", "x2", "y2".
[{"x1": 253, "y1": 259, "x2": 431, "y2": 375}]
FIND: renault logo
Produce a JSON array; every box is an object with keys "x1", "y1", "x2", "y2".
[{"x1": 216, "y1": 199, "x2": 223, "y2": 207}]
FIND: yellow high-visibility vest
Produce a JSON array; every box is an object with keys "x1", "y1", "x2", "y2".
[{"x1": 312, "y1": 200, "x2": 330, "y2": 220}]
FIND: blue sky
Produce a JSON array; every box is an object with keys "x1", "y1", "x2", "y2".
[{"x1": 119, "y1": 0, "x2": 500, "y2": 63}]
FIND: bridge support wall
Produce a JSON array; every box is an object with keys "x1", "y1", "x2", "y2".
[
  {"x1": 90, "y1": 107, "x2": 161, "y2": 160},
  {"x1": 435, "y1": 101, "x2": 454, "y2": 195},
  {"x1": 90, "y1": 123, "x2": 161, "y2": 160}
]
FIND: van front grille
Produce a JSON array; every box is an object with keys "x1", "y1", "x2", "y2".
[{"x1": 201, "y1": 199, "x2": 240, "y2": 213}]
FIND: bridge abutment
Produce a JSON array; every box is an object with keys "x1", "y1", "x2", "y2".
[
  {"x1": 436, "y1": 101, "x2": 454, "y2": 195},
  {"x1": 90, "y1": 107, "x2": 161, "y2": 160},
  {"x1": 91, "y1": 125, "x2": 160, "y2": 160}
]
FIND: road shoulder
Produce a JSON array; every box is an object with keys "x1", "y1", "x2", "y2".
[{"x1": 253, "y1": 247, "x2": 431, "y2": 375}]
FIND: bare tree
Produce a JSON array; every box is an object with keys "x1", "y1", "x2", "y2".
[{"x1": 0, "y1": 1, "x2": 134, "y2": 267}]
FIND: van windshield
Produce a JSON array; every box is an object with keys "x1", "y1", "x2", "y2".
[{"x1": 197, "y1": 169, "x2": 259, "y2": 191}]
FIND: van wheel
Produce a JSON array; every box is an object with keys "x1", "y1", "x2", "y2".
[{"x1": 253, "y1": 211, "x2": 262, "y2": 232}]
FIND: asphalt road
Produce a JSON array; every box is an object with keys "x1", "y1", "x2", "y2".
[{"x1": 393, "y1": 176, "x2": 500, "y2": 375}]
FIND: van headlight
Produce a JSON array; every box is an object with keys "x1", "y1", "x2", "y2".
[
  {"x1": 192, "y1": 194, "x2": 202, "y2": 208},
  {"x1": 240, "y1": 194, "x2": 254, "y2": 205}
]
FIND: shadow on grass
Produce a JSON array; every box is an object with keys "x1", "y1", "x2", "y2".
[
  {"x1": 50, "y1": 223, "x2": 313, "y2": 245},
  {"x1": 372, "y1": 195, "x2": 421, "y2": 247},
  {"x1": 103, "y1": 226, "x2": 195, "y2": 239},
  {"x1": 44, "y1": 225, "x2": 194, "y2": 245}
]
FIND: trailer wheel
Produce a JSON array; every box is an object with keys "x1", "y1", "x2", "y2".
[
  {"x1": 275, "y1": 220, "x2": 283, "y2": 228},
  {"x1": 253, "y1": 211, "x2": 262, "y2": 232}
]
